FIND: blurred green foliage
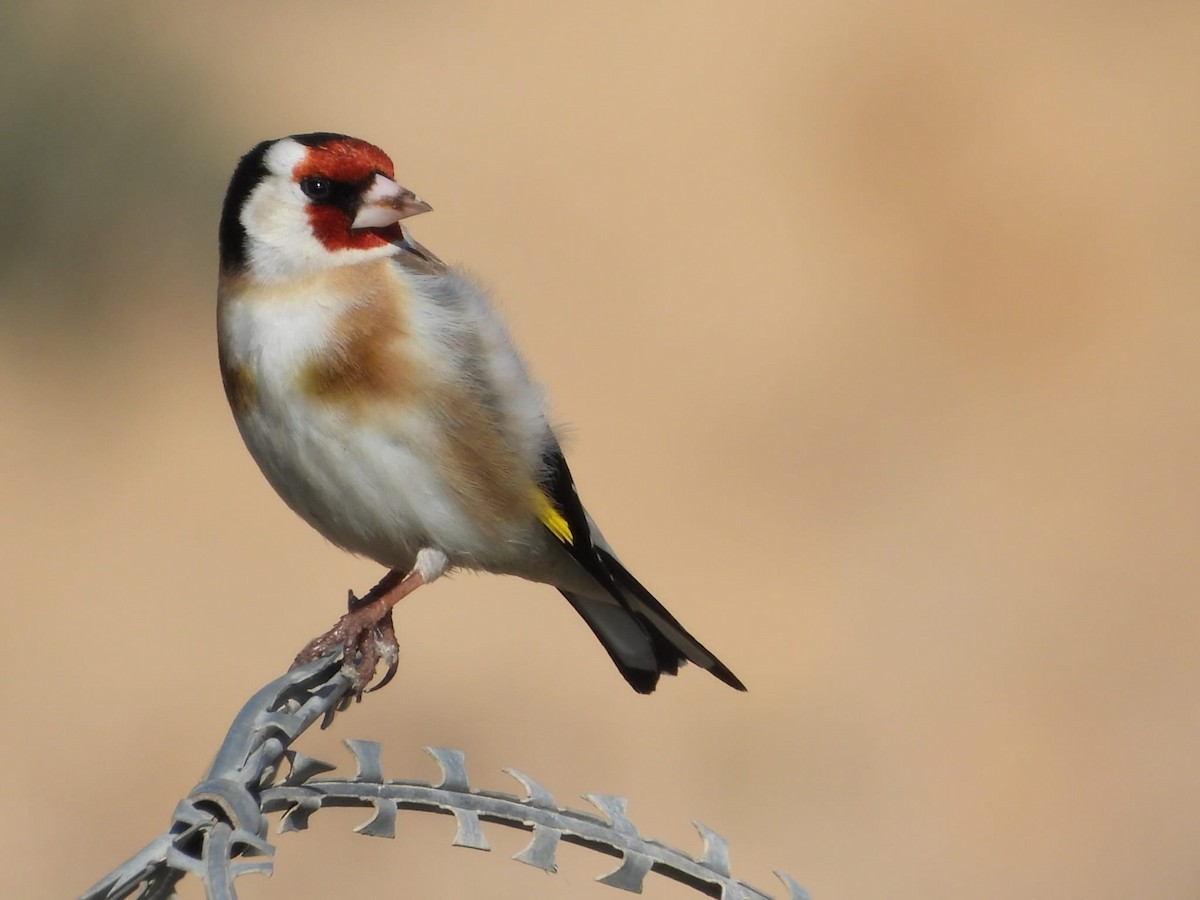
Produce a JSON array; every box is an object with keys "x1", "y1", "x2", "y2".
[{"x1": 0, "y1": 1, "x2": 224, "y2": 335}]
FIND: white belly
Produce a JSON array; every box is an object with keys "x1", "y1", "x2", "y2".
[{"x1": 242, "y1": 399, "x2": 503, "y2": 568}]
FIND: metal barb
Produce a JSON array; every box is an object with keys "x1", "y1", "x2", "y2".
[
  {"x1": 774, "y1": 870, "x2": 813, "y2": 900},
  {"x1": 512, "y1": 825, "x2": 562, "y2": 872},
  {"x1": 425, "y1": 745, "x2": 472, "y2": 792},
  {"x1": 597, "y1": 850, "x2": 655, "y2": 893},
  {"x1": 694, "y1": 823, "x2": 732, "y2": 878},
  {"x1": 584, "y1": 794, "x2": 640, "y2": 837},
  {"x1": 503, "y1": 767, "x2": 558, "y2": 809},
  {"x1": 356, "y1": 798, "x2": 400, "y2": 839},
  {"x1": 345, "y1": 739, "x2": 385, "y2": 783}
]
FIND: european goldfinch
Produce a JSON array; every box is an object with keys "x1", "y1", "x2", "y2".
[{"x1": 217, "y1": 133, "x2": 745, "y2": 694}]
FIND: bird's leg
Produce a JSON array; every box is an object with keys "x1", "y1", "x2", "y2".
[{"x1": 292, "y1": 548, "x2": 449, "y2": 693}]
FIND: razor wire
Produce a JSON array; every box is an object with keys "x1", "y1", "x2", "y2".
[{"x1": 80, "y1": 654, "x2": 808, "y2": 900}]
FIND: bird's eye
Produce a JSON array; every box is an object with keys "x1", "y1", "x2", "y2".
[{"x1": 300, "y1": 176, "x2": 332, "y2": 201}]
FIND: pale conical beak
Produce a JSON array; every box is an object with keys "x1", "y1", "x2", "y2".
[{"x1": 351, "y1": 173, "x2": 432, "y2": 229}]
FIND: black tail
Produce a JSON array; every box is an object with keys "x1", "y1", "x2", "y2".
[{"x1": 559, "y1": 549, "x2": 746, "y2": 694}]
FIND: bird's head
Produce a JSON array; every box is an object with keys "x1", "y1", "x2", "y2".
[{"x1": 219, "y1": 133, "x2": 431, "y2": 283}]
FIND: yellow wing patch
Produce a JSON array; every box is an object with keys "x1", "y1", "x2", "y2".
[{"x1": 530, "y1": 487, "x2": 573, "y2": 545}]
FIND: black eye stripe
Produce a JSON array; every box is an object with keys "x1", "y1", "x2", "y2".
[{"x1": 299, "y1": 175, "x2": 378, "y2": 210}]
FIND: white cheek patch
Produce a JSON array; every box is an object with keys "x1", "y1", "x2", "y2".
[{"x1": 241, "y1": 178, "x2": 329, "y2": 282}]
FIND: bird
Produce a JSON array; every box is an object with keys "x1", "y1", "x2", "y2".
[{"x1": 216, "y1": 132, "x2": 745, "y2": 695}]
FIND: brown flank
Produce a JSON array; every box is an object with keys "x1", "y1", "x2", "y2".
[
  {"x1": 433, "y1": 379, "x2": 532, "y2": 535},
  {"x1": 219, "y1": 352, "x2": 258, "y2": 416}
]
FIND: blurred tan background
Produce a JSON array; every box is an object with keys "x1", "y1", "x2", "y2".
[{"x1": 2, "y1": 1, "x2": 1198, "y2": 897}]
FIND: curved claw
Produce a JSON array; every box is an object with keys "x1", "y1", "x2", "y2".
[
  {"x1": 351, "y1": 635, "x2": 379, "y2": 699},
  {"x1": 366, "y1": 613, "x2": 399, "y2": 693},
  {"x1": 367, "y1": 659, "x2": 399, "y2": 693}
]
